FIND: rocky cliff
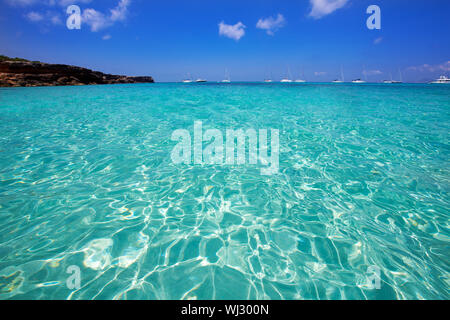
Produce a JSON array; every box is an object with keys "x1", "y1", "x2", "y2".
[{"x1": 0, "y1": 59, "x2": 154, "y2": 87}]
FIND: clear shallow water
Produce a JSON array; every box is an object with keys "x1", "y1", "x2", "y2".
[{"x1": 0, "y1": 83, "x2": 448, "y2": 300}]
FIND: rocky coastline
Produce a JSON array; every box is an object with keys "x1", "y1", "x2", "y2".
[{"x1": 0, "y1": 58, "x2": 154, "y2": 87}]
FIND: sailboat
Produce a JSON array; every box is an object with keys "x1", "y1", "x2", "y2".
[
  {"x1": 352, "y1": 66, "x2": 367, "y2": 83},
  {"x1": 295, "y1": 67, "x2": 306, "y2": 83},
  {"x1": 332, "y1": 65, "x2": 345, "y2": 83},
  {"x1": 383, "y1": 72, "x2": 394, "y2": 83},
  {"x1": 221, "y1": 69, "x2": 231, "y2": 83},
  {"x1": 182, "y1": 73, "x2": 193, "y2": 83},
  {"x1": 394, "y1": 68, "x2": 403, "y2": 83},
  {"x1": 281, "y1": 67, "x2": 293, "y2": 83},
  {"x1": 264, "y1": 71, "x2": 273, "y2": 82},
  {"x1": 384, "y1": 69, "x2": 402, "y2": 84}
]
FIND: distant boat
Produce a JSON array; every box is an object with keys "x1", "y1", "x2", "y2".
[
  {"x1": 354, "y1": 66, "x2": 367, "y2": 83},
  {"x1": 384, "y1": 80, "x2": 402, "y2": 84},
  {"x1": 383, "y1": 70, "x2": 402, "y2": 84},
  {"x1": 398, "y1": 68, "x2": 403, "y2": 83},
  {"x1": 221, "y1": 69, "x2": 231, "y2": 83},
  {"x1": 182, "y1": 73, "x2": 193, "y2": 83},
  {"x1": 281, "y1": 67, "x2": 293, "y2": 82},
  {"x1": 294, "y1": 67, "x2": 306, "y2": 83},
  {"x1": 195, "y1": 79, "x2": 207, "y2": 83},
  {"x1": 264, "y1": 70, "x2": 274, "y2": 83},
  {"x1": 430, "y1": 75, "x2": 450, "y2": 84},
  {"x1": 383, "y1": 73, "x2": 394, "y2": 83},
  {"x1": 332, "y1": 65, "x2": 345, "y2": 83},
  {"x1": 363, "y1": 65, "x2": 368, "y2": 82}
]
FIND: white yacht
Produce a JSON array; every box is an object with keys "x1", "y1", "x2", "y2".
[
  {"x1": 264, "y1": 71, "x2": 274, "y2": 83},
  {"x1": 430, "y1": 75, "x2": 450, "y2": 84},
  {"x1": 182, "y1": 73, "x2": 193, "y2": 83},
  {"x1": 221, "y1": 69, "x2": 231, "y2": 83},
  {"x1": 294, "y1": 67, "x2": 306, "y2": 83},
  {"x1": 383, "y1": 74, "x2": 393, "y2": 84},
  {"x1": 384, "y1": 80, "x2": 402, "y2": 84},
  {"x1": 195, "y1": 79, "x2": 207, "y2": 83},
  {"x1": 281, "y1": 67, "x2": 293, "y2": 82},
  {"x1": 355, "y1": 65, "x2": 368, "y2": 83},
  {"x1": 332, "y1": 65, "x2": 345, "y2": 83},
  {"x1": 384, "y1": 70, "x2": 402, "y2": 84},
  {"x1": 383, "y1": 74, "x2": 395, "y2": 83},
  {"x1": 397, "y1": 69, "x2": 403, "y2": 83}
]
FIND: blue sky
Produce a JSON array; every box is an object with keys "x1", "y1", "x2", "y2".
[{"x1": 0, "y1": 0, "x2": 449, "y2": 82}]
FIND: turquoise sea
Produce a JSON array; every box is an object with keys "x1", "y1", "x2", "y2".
[{"x1": 0, "y1": 83, "x2": 448, "y2": 300}]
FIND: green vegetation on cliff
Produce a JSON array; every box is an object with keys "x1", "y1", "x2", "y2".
[{"x1": 0, "y1": 55, "x2": 41, "y2": 63}]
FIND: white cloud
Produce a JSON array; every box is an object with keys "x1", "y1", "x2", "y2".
[
  {"x1": 363, "y1": 70, "x2": 382, "y2": 76},
  {"x1": 314, "y1": 71, "x2": 327, "y2": 76},
  {"x1": 102, "y1": 34, "x2": 111, "y2": 40},
  {"x1": 407, "y1": 61, "x2": 450, "y2": 73},
  {"x1": 218, "y1": 21, "x2": 246, "y2": 41},
  {"x1": 82, "y1": 0, "x2": 131, "y2": 32},
  {"x1": 256, "y1": 13, "x2": 285, "y2": 35},
  {"x1": 50, "y1": 13, "x2": 62, "y2": 25},
  {"x1": 25, "y1": 10, "x2": 62, "y2": 25},
  {"x1": 82, "y1": 8, "x2": 110, "y2": 32},
  {"x1": 57, "y1": 0, "x2": 92, "y2": 6},
  {"x1": 6, "y1": 0, "x2": 92, "y2": 6},
  {"x1": 437, "y1": 61, "x2": 449, "y2": 71},
  {"x1": 8, "y1": 0, "x2": 128, "y2": 32},
  {"x1": 110, "y1": 0, "x2": 129, "y2": 22},
  {"x1": 5, "y1": 0, "x2": 37, "y2": 6},
  {"x1": 26, "y1": 11, "x2": 44, "y2": 21},
  {"x1": 309, "y1": 0, "x2": 349, "y2": 19},
  {"x1": 374, "y1": 37, "x2": 383, "y2": 45}
]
